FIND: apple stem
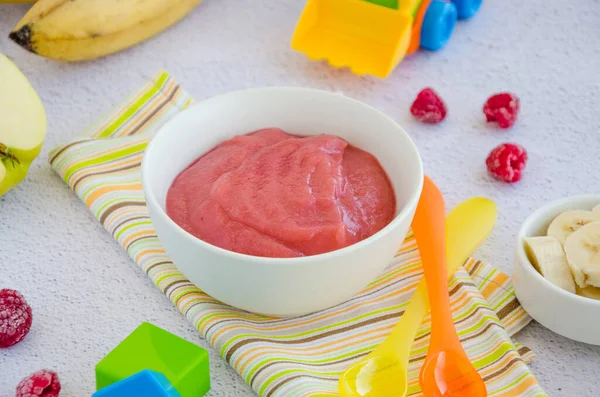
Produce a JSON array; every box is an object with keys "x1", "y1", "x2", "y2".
[{"x1": 0, "y1": 142, "x2": 20, "y2": 168}]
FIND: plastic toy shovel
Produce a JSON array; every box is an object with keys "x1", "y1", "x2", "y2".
[{"x1": 339, "y1": 183, "x2": 495, "y2": 396}]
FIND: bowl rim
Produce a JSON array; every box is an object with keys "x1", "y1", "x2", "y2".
[
  {"x1": 142, "y1": 86, "x2": 424, "y2": 265},
  {"x1": 515, "y1": 193, "x2": 600, "y2": 306}
]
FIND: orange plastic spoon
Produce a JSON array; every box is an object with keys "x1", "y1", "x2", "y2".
[{"x1": 413, "y1": 176, "x2": 487, "y2": 397}]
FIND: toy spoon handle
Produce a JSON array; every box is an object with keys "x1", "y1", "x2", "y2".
[
  {"x1": 412, "y1": 176, "x2": 460, "y2": 350},
  {"x1": 376, "y1": 197, "x2": 497, "y2": 362},
  {"x1": 378, "y1": 278, "x2": 429, "y2": 361}
]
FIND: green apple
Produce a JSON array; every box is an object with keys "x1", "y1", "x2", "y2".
[{"x1": 0, "y1": 53, "x2": 46, "y2": 197}]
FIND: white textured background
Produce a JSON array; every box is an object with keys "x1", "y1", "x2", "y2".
[{"x1": 1, "y1": 0, "x2": 599, "y2": 395}]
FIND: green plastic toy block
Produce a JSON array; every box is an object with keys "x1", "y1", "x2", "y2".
[{"x1": 96, "y1": 322, "x2": 210, "y2": 397}]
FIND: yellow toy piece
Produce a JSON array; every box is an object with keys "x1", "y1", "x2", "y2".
[{"x1": 291, "y1": 0, "x2": 424, "y2": 78}]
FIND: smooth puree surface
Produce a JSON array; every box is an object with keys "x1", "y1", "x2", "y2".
[{"x1": 166, "y1": 128, "x2": 396, "y2": 258}]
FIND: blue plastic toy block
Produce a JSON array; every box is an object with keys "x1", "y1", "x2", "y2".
[
  {"x1": 95, "y1": 322, "x2": 210, "y2": 397},
  {"x1": 92, "y1": 370, "x2": 181, "y2": 397}
]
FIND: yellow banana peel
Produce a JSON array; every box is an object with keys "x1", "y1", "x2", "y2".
[{"x1": 9, "y1": 0, "x2": 202, "y2": 61}]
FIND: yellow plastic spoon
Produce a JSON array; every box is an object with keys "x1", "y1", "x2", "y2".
[{"x1": 338, "y1": 196, "x2": 497, "y2": 397}]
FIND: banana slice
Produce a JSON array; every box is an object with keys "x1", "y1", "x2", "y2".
[
  {"x1": 547, "y1": 210, "x2": 598, "y2": 245},
  {"x1": 576, "y1": 285, "x2": 600, "y2": 300},
  {"x1": 524, "y1": 236, "x2": 576, "y2": 293},
  {"x1": 563, "y1": 222, "x2": 600, "y2": 288},
  {"x1": 593, "y1": 204, "x2": 600, "y2": 218}
]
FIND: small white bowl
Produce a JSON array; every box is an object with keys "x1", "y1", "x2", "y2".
[
  {"x1": 142, "y1": 87, "x2": 423, "y2": 317},
  {"x1": 514, "y1": 195, "x2": 600, "y2": 345}
]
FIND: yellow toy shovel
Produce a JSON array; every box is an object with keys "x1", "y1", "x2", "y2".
[{"x1": 291, "y1": 0, "x2": 421, "y2": 78}]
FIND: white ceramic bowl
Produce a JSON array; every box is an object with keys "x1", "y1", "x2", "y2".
[
  {"x1": 142, "y1": 87, "x2": 423, "y2": 317},
  {"x1": 514, "y1": 195, "x2": 600, "y2": 345}
]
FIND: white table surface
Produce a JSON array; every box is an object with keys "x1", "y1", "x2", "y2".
[{"x1": 1, "y1": 0, "x2": 599, "y2": 395}]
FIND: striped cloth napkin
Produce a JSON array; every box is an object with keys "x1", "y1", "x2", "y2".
[{"x1": 49, "y1": 71, "x2": 547, "y2": 397}]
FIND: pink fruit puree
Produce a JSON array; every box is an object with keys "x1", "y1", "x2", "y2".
[{"x1": 166, "y1": 128, "x2": 396, "y2": 258}]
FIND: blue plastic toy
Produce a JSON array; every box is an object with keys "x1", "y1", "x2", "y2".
[
  {"x1": 92, "y1": 370, "x2": 181, "y2": 397},
  {"x1": 420, "y1": 0, "x2": 458, "y2": 50}
]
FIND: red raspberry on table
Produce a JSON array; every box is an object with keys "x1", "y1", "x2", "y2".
[
  {"x1": 486, "y1": 143, "x2": 528, "y2": 183},
  {"x1": 15, "y1": 370, "x2": 61, "y2": 397},
  {"x1": 0, "y1": 289, "x2": 32, "y2": 348},
  {"x1": 410, "y1": 88, "x2": 447, "y2": 124},
  {"x1": 483, "y1": 92, "x2": 520, "y2": 129}
]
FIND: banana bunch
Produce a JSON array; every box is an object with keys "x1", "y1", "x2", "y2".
[
  {"x1": 525, "y1": 204, "x2": 600, "y2": 299},
  {"x1": 8, "y1": 0, "x2": 202, "y2": 61}
]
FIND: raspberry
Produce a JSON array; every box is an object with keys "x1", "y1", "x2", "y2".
[
  {"x1": 410, "y1": 88, "x2": 447, "y2": 124},
  {"x1": 15, "y1": 370, "x2": 61, "y2": 397},
  {"x1": 486, "y1": 143, "x2": 528, "y2": 183},
  {"x1": 0, "y1": 289, "x2": 32, "y2": 348},
  {"x1": 483, "y1": 92, "x2": 519, "y2": 129}
]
